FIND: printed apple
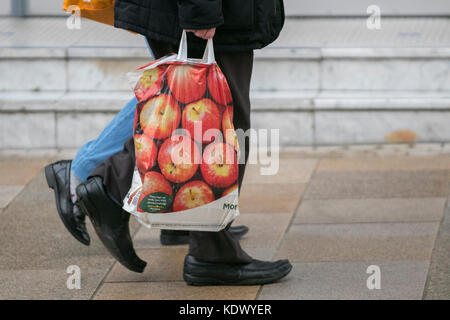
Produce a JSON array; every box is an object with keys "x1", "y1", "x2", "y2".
[
  {"x1": 140, "y1": 94, "x2": 181, "y2": 140},
  {"x1": 182, "y1": 98, "x2": 221, "y2": 143},
  {"x1": 138, "y1": 171, "x2": 173, "y2": 213},
  {"x1": 158, "y1": 134, "x2": 200, "y2": 183},
  {"x1": 134, "y1": 66, "x2": 164, "y2": 101},
  {"x1": 167, "y1": 64, "x2": 207, "y2": 104},
  {"x1": 173, "y1": 181, "x2": 215, "y2": 212},
  {"x1": 222, "y1": 105, "x2": 239, "y2": 152},
  {"x1": 222, "y1": 184, "x2": 238, "y2": 197},
  {"x1": 207, "y1": 64, "x2": 233, "y2": 106},
  {"x1": 201, "y1": 142, "x2": 238, "y2": 188},
  {"x1": 134, "y1": 134, "x2": 158, "y2": 172}
]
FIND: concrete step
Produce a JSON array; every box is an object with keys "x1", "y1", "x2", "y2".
[
  {"x1": 1, "y1": 17, "x2": 450, "y2": 147},
  {"x1": 2, "y1": 46, "x2": 449, "y2": 93},
  {"x1": 1, "y1": 91, "x2": 450, "y2": 148},
  {"x1": 1, "y1": 17, "x2": 450, "y2": 93}
]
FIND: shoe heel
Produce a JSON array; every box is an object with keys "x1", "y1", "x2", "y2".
[
  {"x1": 76, "y1": 184, "x2": 97, "y2": 221},
  {"x1": 44, "y1": 165, "x2": 56, "y2": 190}
]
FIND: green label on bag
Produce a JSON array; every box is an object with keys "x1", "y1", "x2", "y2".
[{"x1": 139, "y1": 192, "x2": 172, "y2": 213}]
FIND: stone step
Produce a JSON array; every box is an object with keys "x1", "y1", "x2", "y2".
[
  {"x1": 1, "y1": 91, "x2": 449, "y2": 148},
  {"x1": 1, "y1": 17, "x2": 449, "y2": 93},
  {"x1": 2, "y1": 46, "x2": 450, "y2": 93},
  {"x1": 1, "y1": 17, "x2": 449, "y2": 148}
]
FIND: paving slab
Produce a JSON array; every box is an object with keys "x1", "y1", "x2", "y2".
[
  {"x1": 0, "y1": 158, "x2": 52, "y2": 185},
  {"x1": 239, "y1": 182, "x2": 305, "y2": 213},
  {"x1": 93, "y1": 281, "x2": 260, "y2": 300},
  {"x1": 258, "y1": 261, "x2": 429, "y2": 300},
  {"x1": 0, "y1": 268, "x2": 109, "y2": 300},
  {"x1": 0, "y1": 185, "x2": 23, "y2": 209},
  {"x1": 133, "y1": 227, "x2": 170, "y2": 249},
  {"x1": 317, "y1": 156, "x2": 450, "y2": 172},
  {"x1": 274, "y1": 222, "x2": 439, "y2": 263},
  {"x1": 294, "y1": 198, "x2": 446, "y2": 224},
  {"x1": 236, "y1": 213, "x2": 292, "y2": 249},
  {"x1": 244, "y1": 159, "x2": 317, "y2": 184},
  {"x1": 0, "y1": 170, "x2": 137, "y2": 299},
  {"x1": 105, "y1": 248, "x2": 188, "y2": 283},
  {"x1": 304, "y1": 170, "x2": 450, "y2": 200},
  {"x1": 423, "y1": 197, "x2": 450, "y2": 299}
]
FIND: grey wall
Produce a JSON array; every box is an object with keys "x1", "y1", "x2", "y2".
[
  {"x1": 27, "y1": 0, "x2": 63, "y2": 16},
  {"x1": 0, "y1": 1, "x2": 11, "y2": 15}
]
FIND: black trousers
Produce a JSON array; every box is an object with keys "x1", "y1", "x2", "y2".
[{"x1": 92, "y1": 39, "x2": 253, "y2": 264}]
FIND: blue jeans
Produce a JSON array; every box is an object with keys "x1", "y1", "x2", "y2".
[{"x1": 72, "y1": 40, "x2": 154, "y2": 181}]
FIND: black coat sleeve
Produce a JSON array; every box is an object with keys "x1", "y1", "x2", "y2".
[{"x1": 177, "y1": 0, "x2": 224, "y2": 29}]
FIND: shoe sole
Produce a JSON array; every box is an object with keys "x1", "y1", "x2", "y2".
[
  {"x1": 45, "y1": 164, "x2": 90, "y2": 246},
  {"x1": 184, "y1": 263, "x2": 293, "y2": 286}
]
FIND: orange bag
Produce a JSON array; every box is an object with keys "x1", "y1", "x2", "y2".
[{"x1": 63, "y1": 0, "x2": 114, "y2": 26}]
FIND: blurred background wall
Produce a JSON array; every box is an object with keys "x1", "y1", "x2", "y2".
[{"x1": 0, "y1": 0, "x2": 449, "y2": 149}]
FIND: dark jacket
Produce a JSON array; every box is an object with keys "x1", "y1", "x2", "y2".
[{"x1": 114, "y1": 0, "x2": 285, "y2": 52}]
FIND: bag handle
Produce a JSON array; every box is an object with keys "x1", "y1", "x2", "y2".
[{"x1": 176, "y1": 30, "x2": 215, "y2": 64}]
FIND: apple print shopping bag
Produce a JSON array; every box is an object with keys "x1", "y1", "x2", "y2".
[{"x1": 123, "y1": 31, "x2": 240, "y2": 231}]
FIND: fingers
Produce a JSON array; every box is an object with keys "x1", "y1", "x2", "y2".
[
  {"x1": 204, "y1": 28, "x2": 216, "y2": 39},
  {"x1": 186, "y1": 28, "x2": 216, "y2": 40}
]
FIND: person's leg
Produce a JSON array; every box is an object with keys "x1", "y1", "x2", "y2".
[
  {"x1": 45, "y1": 39, "x2": 156, "y2": 247},
  {"x1": 183, "y1": 50, "x2": 291, "y2": 285},
  {"x1": 77, "y1": 41, "x2": 290, "y2": 283},
  {"x1": 188, "y1": 50, "x2": 254, "y2": 263},
  {"x1": 85, "y1": 41, "x2": 252, "y2": 264}
]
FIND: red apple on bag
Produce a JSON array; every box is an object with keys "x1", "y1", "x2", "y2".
[
  {"x1": 134, "y1": 134, "x2": 158, "y2": 172},
  {"x1": 167, "y1": 64, "x2": 207, "y2": 104},
  {"x1": 138, "y1": 171, "x2": 173, "y2": 213},
  {"x1": 140, "y1": 94, "x2": 181, "y2": 140},
  {"x1": 201, "y1": 142, "x2": 238, "y2": 188},
  {"x1": 222, "y1": 105, "x2": 239, "y2": 152},
  {"x1": 222, "y1": 184, "x2": 238, "y2": 197},
  {"x1": 173, "y1": 180, "x2": 215, "y2": 212},
  {"x1": 158, "y1": 134, "x2": 200, "y2": 183},
  {"x1": 182, "y1": 98, "x2": 221, "y2": 143},
  {"x1": 207, "y1": 64, "x2": 233, "y2": 106},
  {"x1": 134, "y1": 66, "x2": 164, "y2": 101}
]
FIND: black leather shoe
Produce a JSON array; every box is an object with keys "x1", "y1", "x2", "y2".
[
  {"x1": 160, "y1": 225, "x2": 249, "y2": 246},
  {"x1": 76, "y1": 176, "x2": 147, "y2": 273},
  {"x1": 45, "y1": 160, "x2": 90, "y2": 246},
  {"x1": 183, "y1": 255, "x2": 292, "y2": 286}
]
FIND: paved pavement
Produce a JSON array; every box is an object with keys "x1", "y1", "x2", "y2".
[{"x1": 1, "y1": 145, "x2": 450, "y2": 299}]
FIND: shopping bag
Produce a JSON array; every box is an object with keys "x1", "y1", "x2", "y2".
[
  {"x1": 123, "y1": 31, "x2": 240, "y2": 231},
  {"x1": 63, "y1": 0, "x2": 114, "y2": 26}
]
